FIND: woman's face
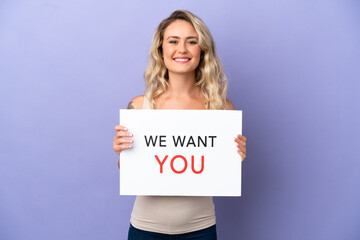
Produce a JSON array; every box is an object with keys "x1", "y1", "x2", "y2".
[{"x1": 162, "y1": 20, "x2": 201, "y2": 77}]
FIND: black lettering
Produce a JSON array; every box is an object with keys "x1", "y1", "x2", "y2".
[
  {"x1": 172, "y1": 135, "x2": 186, "y2": 147},
  {"x1": 144, "y1": 135, "x2": 158, "y2": 147},
  {"x1": 159, "y1": 135, "x2": 167, "y2": 147},
  {"x1": 209, "y1": 136, "x2": 217, "y2": 147},
  {"x1": 198, "y1": 136, "x2": 207, "y2": 147},
  {"x1": 186, "y1": 136, "x2": 196, "y2": 147}
]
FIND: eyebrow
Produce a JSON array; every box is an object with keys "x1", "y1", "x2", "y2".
[{"x1": 166, "y1": 36, "x2": 198, "y2": 40}]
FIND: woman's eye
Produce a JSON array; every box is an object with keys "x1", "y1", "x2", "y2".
[
  {"x1": 188, "y1": 41, "x2": 198, "y2": 45},
  {"x1": 169, "y1": 40, "x2": 177, "y2": 44}
]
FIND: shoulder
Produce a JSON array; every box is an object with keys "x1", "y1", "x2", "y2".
[
  {"x1": 226, "y1": 98, "x2": 235, "y2": 110},
  {"x1": 127, "y1": 95, "x2": 144, "y2": 109}
]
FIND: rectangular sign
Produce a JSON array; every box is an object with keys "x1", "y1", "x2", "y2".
[{"x1": 119, "y1": 109, "x2": 242, "y2": 196}]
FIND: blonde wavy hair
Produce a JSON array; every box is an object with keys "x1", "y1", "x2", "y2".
[{"x1": 144, "y1": 10, "x2": 229, "y2": 110}]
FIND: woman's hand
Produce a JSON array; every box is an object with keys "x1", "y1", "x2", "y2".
[
  {"x1": 113, "y1": 125, "x2": 133, "y2": 167},
  {"x1": 234, "y1": 134, "x2": 247, "y2": 161}
]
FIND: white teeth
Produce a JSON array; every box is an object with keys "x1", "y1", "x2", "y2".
[{"x1": 174, "y1": 58, "x2": 190, "y2": 62}]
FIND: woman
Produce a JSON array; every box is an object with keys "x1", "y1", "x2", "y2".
[{"x1": 113, "y1": 10, "x2": 247, "y2": 240}]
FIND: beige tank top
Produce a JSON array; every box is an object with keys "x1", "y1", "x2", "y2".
[{"x1": 129, "y1": 94, "x2": 216, "y2": 234}]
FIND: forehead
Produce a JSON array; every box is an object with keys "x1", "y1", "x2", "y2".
[{"x1": 163, "y1": 20, "x2": 198, "y2": 38}]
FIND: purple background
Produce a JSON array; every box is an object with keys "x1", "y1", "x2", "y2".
[{"x1": 1, "y1": 0, "x2": 359, "y2": 239}]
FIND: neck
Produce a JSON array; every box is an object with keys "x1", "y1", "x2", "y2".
[{"x1": 167, "y1": 71, "x2": 198, "y2": 97}]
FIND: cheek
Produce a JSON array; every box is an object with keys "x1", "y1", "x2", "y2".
[
  {"x1": 162, "y1": 43, "x2": 172, "y2": 57},
  {"x1": 161, "y1": 44, "x2": 171, "y2": 67}
]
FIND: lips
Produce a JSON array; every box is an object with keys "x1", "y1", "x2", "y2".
[{"x1": 173, "y1": 57, "x2": 191, "y2": 63}]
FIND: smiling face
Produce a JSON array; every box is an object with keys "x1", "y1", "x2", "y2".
[{"x1": 162, "y1": 20, "x2": 202, "y2": 77}]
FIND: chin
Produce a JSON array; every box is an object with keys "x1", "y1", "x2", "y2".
[{"x1": 168, "y1": 67, "x2": 198, "y2": 75}]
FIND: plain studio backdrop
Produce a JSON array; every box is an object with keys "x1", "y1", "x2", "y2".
[{"x1": 0, "y1": 0, "x2": 359, "y2": 239}]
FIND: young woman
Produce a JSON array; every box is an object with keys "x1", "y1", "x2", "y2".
[{"x1": 113, "y1": 10, "x2": 247, "y2": 240}]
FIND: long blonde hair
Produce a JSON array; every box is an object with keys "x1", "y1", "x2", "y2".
[{"x1": 144, "y1": 10, "x2": 229, "y2": 109}]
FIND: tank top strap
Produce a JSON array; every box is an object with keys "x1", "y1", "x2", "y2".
[{"x1": 142, "y1": 93, "x2": 151, "y2": 109}]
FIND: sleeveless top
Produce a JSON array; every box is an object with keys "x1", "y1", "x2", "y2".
[{"x1": 129, "y1": 94, "x2": 216, "y2": 234}]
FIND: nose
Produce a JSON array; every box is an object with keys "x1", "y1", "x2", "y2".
[{"x1": 177, "y1": 41, "x2": 188, "y2": 53}]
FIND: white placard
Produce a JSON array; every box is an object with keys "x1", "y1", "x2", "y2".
[{"x1": 119, "y1": 109, "x2": 242, "y2": 196}]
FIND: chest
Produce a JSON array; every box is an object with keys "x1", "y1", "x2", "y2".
[{"x1": 155, "y1": 96, "x2": 207, "y2": 110}]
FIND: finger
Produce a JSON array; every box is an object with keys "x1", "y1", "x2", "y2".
[
  {"x1": 113, "y1": 144, "x2": 132, "y2": 150},
  {"x1": 234, "y1": 137, "x2": 244, "y2": 144},
  {"x1": 114, "y1": 138, "x2": 134, "y2": 144},
  {"x1": 237, "y1": 149, "x2": 247, "y2": 156},
  {"x1": 115, "y1": 131, "x2": 133, "y2": 139},
  {"x1": 240, "y1": 152, "x2": 246, "y2": 162},
  {"x1": 237, "y1": 150, "x2": 246, "y2": 161},
  {"x1": 236, "y1": 139, "x2": 246, "y2": 146},
  {"x1": 115, "y1": 125, "x2": 128, "y2": 131},
  {"x1": 237, "y1": 144, "x2": 246, "y2": 153},
  {"x1": 113, "y1": 147, "x2": 130, "y2": 155},
  {"x1": 237, "y1": 134, "x2": 246, "y2": 141},
  {"x1": 235, "y1": 136, "x2": 246, "y2": 146},
  {"x1": 113, "y1": 144, "x2": 132, "y2": 154}
]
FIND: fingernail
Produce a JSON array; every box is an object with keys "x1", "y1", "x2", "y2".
[
  {"x1": 128, "y1": 133, "x2": 133, "y2": 137},
  {"x1": 129, "y1": 140, "x2": 133, "y2": 143},
  {"x1": 128, "y1": 145, "x2": 132, "y2": 148},
  {"x1": 124, "y1": 127, "x2": 128, "y2": 130}
]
